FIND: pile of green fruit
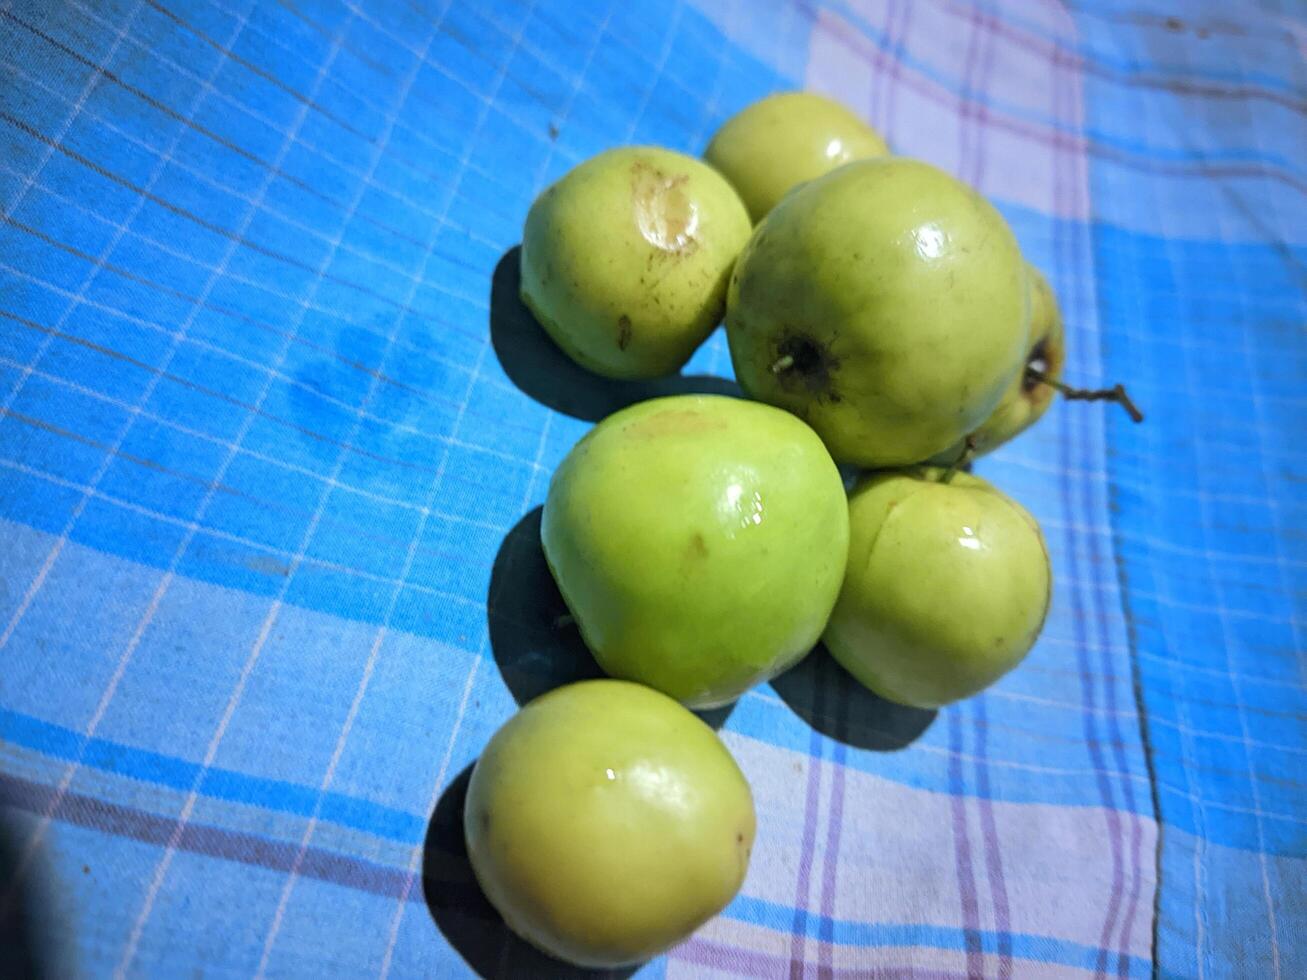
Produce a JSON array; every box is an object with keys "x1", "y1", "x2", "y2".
[{"x1": 463, "y1": 92, "x2": 1140, "y2": 969}]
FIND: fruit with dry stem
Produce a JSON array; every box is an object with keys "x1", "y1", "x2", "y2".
[{"x1": 726, "y1": 157, "x2": 1030, "y2": 467}]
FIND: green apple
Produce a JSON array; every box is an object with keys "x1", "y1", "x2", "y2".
[
  {"x1": 704, "y1": 91, "x2": 889, "y2": 223},
  {"x1": 823, "y1": 468, "x2": 1052, "y2": 708},
  {"x1": 465, "y1": 680, "x2": 756, "y2": 968},
  {"x1": 928, "y1": 261, "x2": 1066, "y2": 463},
  {"x1": 520, "y1": 146, "x2": 751, "y2": 379},
  {"x1": 974, "y1": 261, "x2": 1066, "y2": 451},
  {"x1": 726, "y1": 157, "x2": 1030, "y2": 467},
  {"x1": 541, "y1": 394, "x2": 849, "y2": 707}
]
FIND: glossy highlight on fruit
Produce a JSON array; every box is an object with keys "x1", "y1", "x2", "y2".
[
  {"x1": 823, "y1": 468, "x2": 1052, "y2": 708},
  {"x1": 465, "y1": 680, "x2": 756, "y2": 968},
  {"x1": 541, "y1": 394, "x2": 849, "y2": 708},
  {"x1": 726, "y1": 157, "x2": 1030, "y2": 467},
  {"x1": 520, "y1": 146, "x2": 751, "y2": 379},
  {"x1": 704, "y1": 91, "x2": 889, "y2": 223}
]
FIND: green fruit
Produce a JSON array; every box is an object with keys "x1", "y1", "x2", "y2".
[
  {"x1": 928, "y1": 262, "x2": 1066, "y2": 463},
  {"x1": 520, "y1": 146, "x2": 751, "y2": 379},
  {"x1": 726, "y1": 157, "x2": 1030, "y2": 467},
  {"x1": 823, "y1": 468, "x2": 1052, "y2": 708},
  {"x1": 465, "y1": 680, "x2": 756, "y2": 968},
  {"x1": 541, "y1": 394, "x2": 849, "y2": 708},
  {"x1": 704, "y1": 91, "x2": 889, "y2": 223}
]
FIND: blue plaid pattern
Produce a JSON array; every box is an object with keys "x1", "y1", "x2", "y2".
[{"x1": 0, "y1": 0, "x2": 1302, "y2": 976}]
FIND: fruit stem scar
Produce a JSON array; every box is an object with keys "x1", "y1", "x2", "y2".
[
  {"x1": 1027, "y1": 369, "x2": 1145, "y2": 423},
  {"x1": 939, "y1": 436, "x2": 977, "y2": 484},
  {"x1": 770, "y1": 354, "x2": 795, "y2": 374}
]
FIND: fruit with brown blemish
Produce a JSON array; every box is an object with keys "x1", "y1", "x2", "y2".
[
  {"x1": 726, "y1": 157, "x2": 1030, "y2": 467},
  {"x1": 464, "y1": 680, "x2": 756, "y2": 968},
  {"x1": 520, "y1": 146, "x2": 751, "y2": 379},
  {"x1": 705, "y1": 91, "x2": 889, "y2": 223},
  {"x1": 541, "y1": 394, "x2": 849, "y2": 707},
  {"x1": 823, "y1": 467, "x2": 1052, "y2": 708}
]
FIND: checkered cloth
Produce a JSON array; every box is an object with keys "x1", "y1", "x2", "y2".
[{"x1": 1, "y1": 0, "x2": 1303, "y2": 976}]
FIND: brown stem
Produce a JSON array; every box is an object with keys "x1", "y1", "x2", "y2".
[
  {"x1": 1027, "y1": 368, "x2": 1144, "y2": 423},
  {"x1": 939, "y1": 436, "x2": 977, "y2": 485}
]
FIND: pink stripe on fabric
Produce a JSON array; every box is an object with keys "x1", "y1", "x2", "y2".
[
  {"x1": 963, "y1": 12, "x2": 1016, "y2": 977},
  {"x1": 678, "y1": 936, "x2": 974, "y2": 980},
  {"x1": 1045, "y1": 11, "x2": 1132, "y2": 975},
  {"x1": 803, "y1": 9, "x2": 1307, "y2": 217},
  {"x1": 788, "y1": 727, "x2": 826, "y2": 979},
  {"x1": 946, "y1": 712, "x2": 985, "y2": 977},
  {"x1": 881, "y1": 0, "x2": 910, "y2": 135}
]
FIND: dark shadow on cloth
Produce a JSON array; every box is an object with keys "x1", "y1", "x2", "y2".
[
  {"x1": 487, "y1": 508, "x2": 734, "y2": 729},
  {"x1": 490, "y1": 247, "x2": 741, "y2": 422},
  {"x1": 487, "y1": 507, "x2": 606, "y2": 707},
  {"x1": 422, "y1": 765, "x2": 638, "y2": 980},
  {"x1": 0, "y1": 806, "x2": 59, "y2": 979},
  {"x1": 771, "y1": 645, "x2": 936, "y2": 750}
]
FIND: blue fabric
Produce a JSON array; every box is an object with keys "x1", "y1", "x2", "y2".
[{"x1": 0, "y1": 0, "x2": 1302, "y2": 976}]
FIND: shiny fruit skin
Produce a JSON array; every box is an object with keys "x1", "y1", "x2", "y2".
[
  {"x1": 465, "y1": 680, "x2": 756, "y2": 968},
  {"x1": 704, "y1": 91, "x2": 889, "y2": 223},
  {"x1": 541, "y1": 395, "x2": 849, "y2": 708},
  {"x1": 823, "y1": 468, "x2": 1052, "y2": 708},
  {"x1": 521, "y1": 146, "x2": 751, "y2": 379},
  {"x1": 727, "y1": 157, "x2": 1030, "y2": 467}
]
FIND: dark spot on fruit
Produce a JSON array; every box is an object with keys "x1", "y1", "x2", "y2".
[
  {"x1": 1023, "y1": 337, "x2": 1050, "y2": 394},
  {"x1": 772, "y1": 332, "x2": 840, "y2": 401},
  {"x1": 688, "y1": 532, "x2": 709, "y2": 559},
  {"x1": 480, "y1": 810, "x2": 491, "y2": 832},
  {"x1": 617, "y1": 315, "x2": 632, "y2": 350},
  {"x1": 736, "y1": 832, "x2": 744, "y2": 843},
  {"x1": 627, "y1": 409, "x2": 727, "y2": 439}
]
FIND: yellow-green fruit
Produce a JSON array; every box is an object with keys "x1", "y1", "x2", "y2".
[
  {"x1": 465, "y1": 680, "x2": 756, "y2": 968},
  {"x1": 823, "y1": 469, "x2": 1052, "y2": 708},
  {"x1": 726, "y1": 158, "x2": 1030, "y2": 467},
  {"x1": 705, "y1": 91, "x2": 889, "y2": 223},
  {"x1": 928, "y1": 262, "x2": 1066, "y2": 463},
  {"x1": 541, "y1": 395, "x2": 849, "y2": 708},
  {"x1": 520, "y1": 146, "x2": 751, "y2": 379}
]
